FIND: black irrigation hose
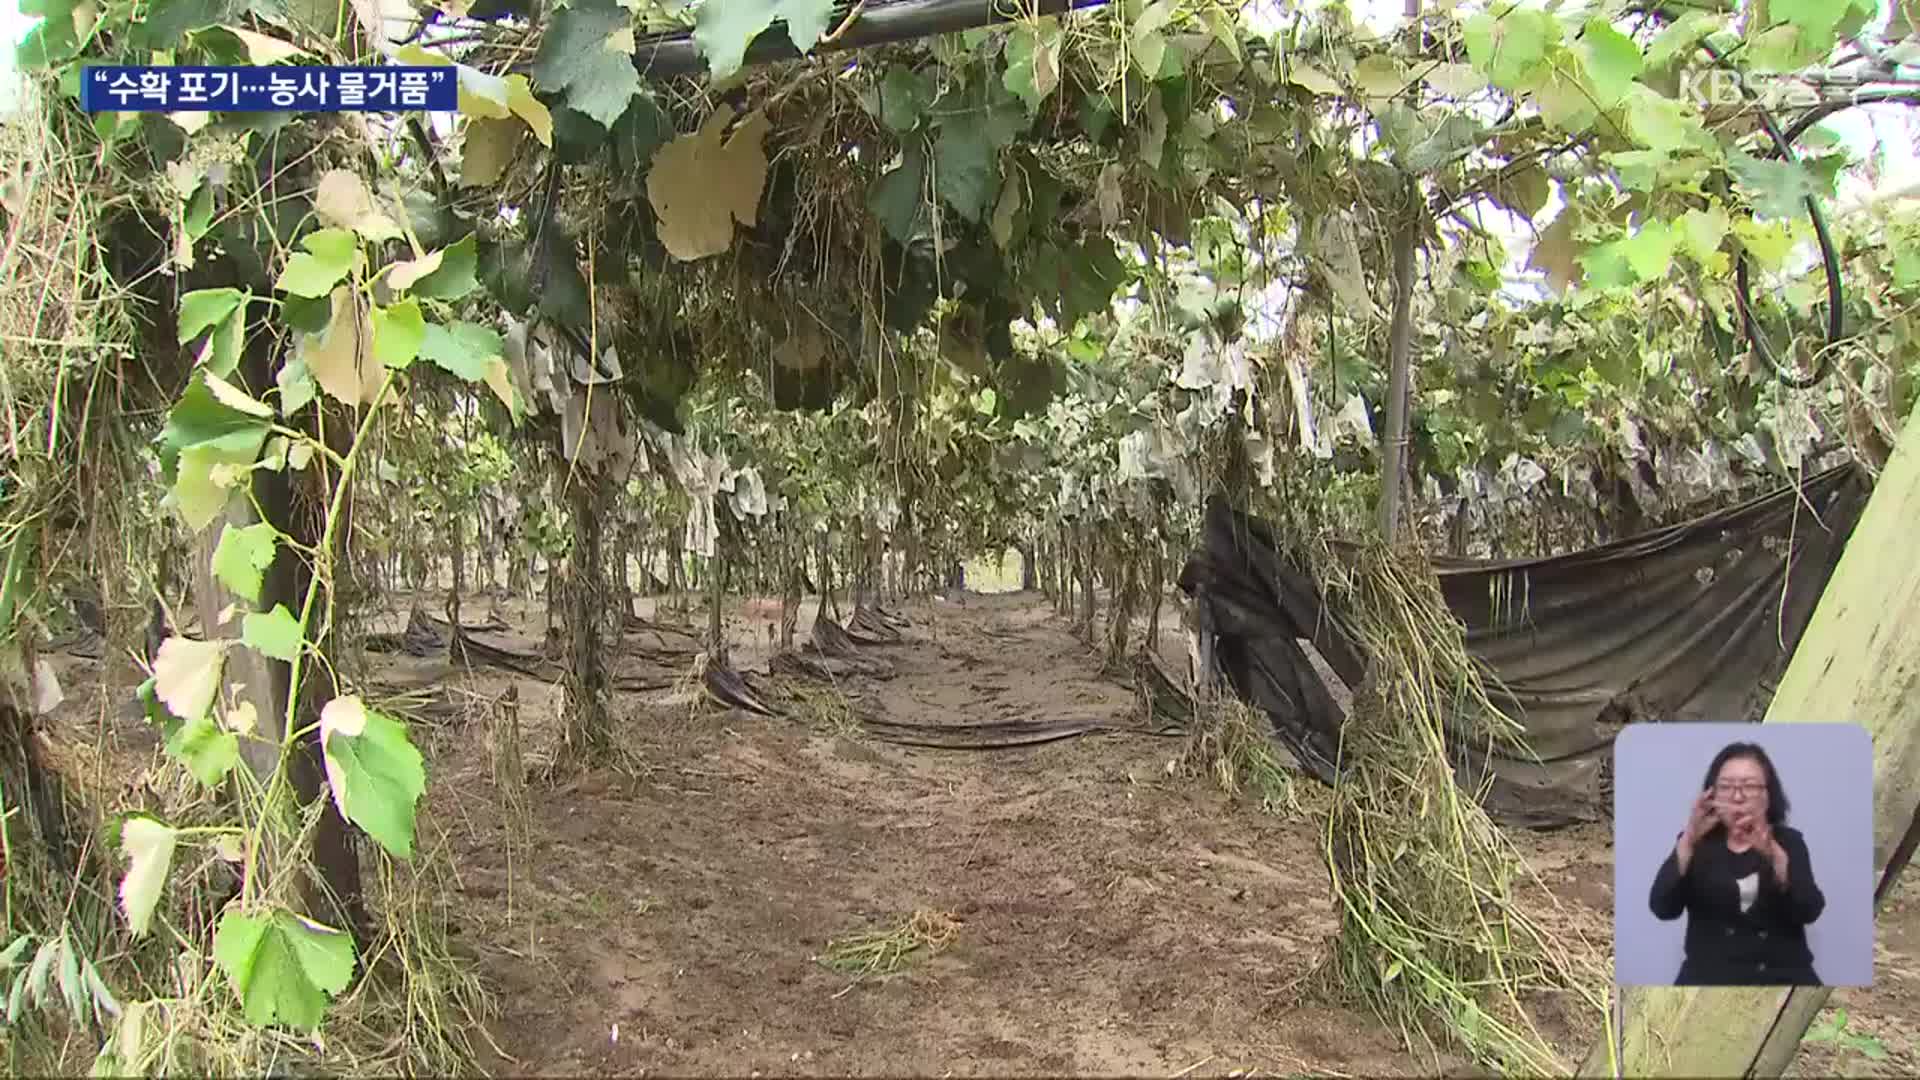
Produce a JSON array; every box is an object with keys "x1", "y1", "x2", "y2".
[
  {"x1": 1692, "y1": 54, "x2": 1920, "y2": 388},
  {"x1": 502, "y1": 0, "x2": 1115, "y2": 81}
]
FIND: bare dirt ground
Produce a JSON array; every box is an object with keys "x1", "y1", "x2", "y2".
[{"x1": 37, "y1": 587, "x2": 1920, "y2": 1076}]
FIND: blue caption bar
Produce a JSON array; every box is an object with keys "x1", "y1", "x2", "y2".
[{"x1": 81, "y1": 65, "x2": 456, "y2": 113}]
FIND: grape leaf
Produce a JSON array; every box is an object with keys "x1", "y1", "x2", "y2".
[
  {"x1": 460, "y1": 118, "x2": 523, "y2": 187},
  {"x1": 1464, "y1": 8, "x2": 1557, "y2": 90},
  {"x1": 1619, "y1": 220, "x2": 1675, "y2": 281},
  {"x1": 1576, "y1": 18, "x2": 1643, "y2": 108},
  {"x1": 152, "y1": 636, "x2": 227, "y2": 725},
  {"x1": 1646, "y1": 10, "x2": 1722, "y2": 69},
  {"x1": 646, "y1": 106, "x2": 771, "y2": 261},
  {"x1": 277, "y1": 357, "x2": 317, "y2": 418},
  {"x1": 1728, "y1": 153, "x2": 1827, "y2": 220},
  {"x1": 202, "y1": 372, "x2": 273, "y2": 419},
  {"x1": 299, "y1": 286, "x2": 386, "y2": 409},
  {"x1": 177, "y1": 288, "x2": 246, "y2": 346},
  {"x1": 419, "y1": 321, "x2": 504, "y2": 382},
  {"x1": 319, "y1": 697, "x2": 427, "y2": 860},
  {"x1": 933, "y1": 123, "x2": 999, "y2": 222},
  {"x1": 371, "y1": 300, "x2": 426, "y2": 369},
  {"x1": 157, "y1": 377, "x2": 270, "y2": 506},
  {"x1": 165, "y1": 716, "x2": 240, "y2": 787},
  {"x1": 118, "y1": 818, "x2": 177, "y2": 939},
  {"x1": 868, "y1": 143, "x2": 929, "y2": 244},
  {"x1": 873, "y1": 65, "x2": 934, "y2": 134},
  {"x1": 692, "y1": 0, "x2": 836, "y2": 82},
  {"x1": 1286, "y1": 61, "x2": 1341, "y2": 96},
  {"x1": 530, "y1": 0, "x2": 642, "y2": 127},
  {"x1": 313, "y1": 171, "x2": 402, "y2": 243},
  {"x1": 1003, "y1": 25, "x2": 1063, "y2": 113},
  {"x1": 274, "y1": 228, "x2": 358, "y2": 299},
  {"x1": 241, "y1": 604, "x2": 303, "y2": 663},
  {"x1": 1733, "y1": 217, "x2": 1799, "y2": 270},
  {"x1": 212, "y1": 908, "x2": 355, "y2": 1032},
  {"x1": 1523, "y1": 61, "x2": 1599, "y2": 134},
  {"x1": 1678, "y1": 206, "x2": 1731, "y2": 271},
  {"x1": 212, "y1": 522, "x2": 277, "y2": 603},
  {"x1": 406, "y1": 234, "x2": 480, "y2": 300},
  {"x1": 1624, "y1": 84, "x2": 1706, "y2": 155}
]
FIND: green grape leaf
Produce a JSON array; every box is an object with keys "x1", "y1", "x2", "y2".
[
  {"x1": 1523, "y1": 60, "x2": 1599, "y2": 134},
  {"x1": 276, "y1": 357, "x2": 317, "y2": 418},
  {"x1": 1678, "y1": 206, "x2": 1731, "y2": 271},
  {"x1": 1646, "y1": 10, "x2": 1723, "y2": 69},
  {"x1": 869, "y1": 143, "x2": 929, "y2": 243},
  {"x1": 371, "y1": 300, "x2": 426, "y2": 369},
  {"x1": 1578, "y1": 237, "x2": 1635, "y2": 290},
  {"x1": 274, "y1": 228, "x2": 358, "y2": 299},
  {"x1": 1728, "y1": 153, "x2": 1828, "y2": 220},
  {"x1": 1619, "y1": 220, "x2": 1675, "y2": 281},
  {"x1": 212, "y1": 908, "x2": 355, "y2": 1032},
  {"x1": 319, "y1": 697, "x2": 427, "y2": 860},
  {"x1": 241, "y1": 604, "x2": 303, "y2": 662},
  {"x1": 1003, "y1": 24, "x2": 1063, "y2": 114},
  {"x1": 1576, "y1": 18, "x2": 1643, "y2": 108},
  {"x1": 419, "y1": 321, "x2": 504, "y2": 382},
  {"x1": 405, "y1": 233, "x2": 480, "y2": 300},
  {"x1": 529, "y1": 0, "x2": 642, "y2": 126},
  {"x1": 211, "y1": 522, "x2": 277, "y2": 603},
  {"x1": 1733, "y1": 217, "x2": 1798, "y2": 269},
  {"x1": 118, "y1": 817, "x2": 178, "y2": 939},
  {"x1": 134, "y1": 0, "x2": 239, "y2": 48},
  {"x1": 177, "y1": 288, "x2": 247, "y2": 346},
  {"x1": 693, "y1": 0, "x2": 836, "y2": 82},
  {"x1": 1624, "y1": 84, "x2": 1707, "y2": 154},
  {"x1": 165, "y1": 716, "x2": 240, "y2": 787},
  {"x1": 873, "y1": 65, "x2": 934, "y2": 134},
  {"x1": 933, "y1": 123, "x2": 999, "y2": 222},
  {"x1": 1464, "y1": 8, "x2": 1557, "y2": 90},
  {"x1": 1893, "y1": 248, "x2": 1920, "y2": 289}
]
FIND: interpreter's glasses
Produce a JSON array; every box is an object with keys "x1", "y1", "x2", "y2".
[{"x1": 1714, "y1": 781, "x2": 1766, "y2": 800}]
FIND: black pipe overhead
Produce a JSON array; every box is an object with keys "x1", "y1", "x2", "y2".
[{"x1": 616, "y1": 0, "x2": 1114, "y2": 81}]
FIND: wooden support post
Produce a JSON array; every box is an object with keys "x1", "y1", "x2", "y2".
[{"x1": 1580, "y1": 407, "x2": 1920, "y2": 1078}]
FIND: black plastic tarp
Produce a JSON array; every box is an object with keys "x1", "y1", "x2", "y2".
[{"x1": 1178, "y1": 463, "x2": 1872, "y2": 828}]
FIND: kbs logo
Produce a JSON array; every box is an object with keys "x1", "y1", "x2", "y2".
[{"x1": 1676, "y1": 69, "x2": 1826, "y2": 111}]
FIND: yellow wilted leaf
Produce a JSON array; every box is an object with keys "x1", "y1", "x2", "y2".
[
  {"x1": 225, "y1": 25, "x2": 307, "y2": 64},
  {"x1": 387, "y1": 249, "x2": 443, "y2": 291},
  {"x1": 314, "y1": 170, "x2": 403, "y2": 242},
  {"x1": 300, "y1": 286, "x2": 383, "y2": 408},
  {"x1": 461, "y1": 117, "x2": 523, "y2": 187},
  {"x1": 1286, "y1": 62, "x2": 1341, "y2": 96},
  {"x1": 646, "y1": 105, "x2": 771, "y2": 262}
]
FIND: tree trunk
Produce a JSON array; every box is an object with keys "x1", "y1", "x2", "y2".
[
  {"x1": 1020, "y1": 542, "x2": 1037, "y2": 591},
  {"x1": 780, "y1": 523, "x2": 801, "y2": 651},
  {"x1": 1057, "y1": 522, "x2": 1073, "y2": 616},
  {"x1": 1580, "y1": 410, "x2": 1920, "y2": 1078},
  {"x1": 816, "y1": 530, "x2": 838, "y2": 620},
  {"x1": 1077, "y1": 522, "x2": 1096, "y2": 641},
  {"x1": 1104, "y1": 536, "x2": 1135, "y2": 671},
  {"x1": 1377, "y1": 182, "x2": 1420, "y2": 543},
  {"x1": 706, "y1": 547, "x2": 727, "y2": 663},
  {"x1": 1144, "y1": 541, "x2": 1164, "y2": 655},
  {"x1": 561, "y1": 472, "x2": 613, "y2": 761},
  {"x1": 185, "y1": 313, "x2": 365, "y2": 941},
  {"x1": 665, "y1": 524, "x2": 686, "y2": 617}
]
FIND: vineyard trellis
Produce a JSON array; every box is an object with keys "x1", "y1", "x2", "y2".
[{"x1": 1, "y1": 0, "x2": 1918, "y2": 1073}]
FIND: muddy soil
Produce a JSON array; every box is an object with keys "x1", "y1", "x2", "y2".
[{"x1": 35, "y1": 589, "x2": 1920, "y2": 1076}]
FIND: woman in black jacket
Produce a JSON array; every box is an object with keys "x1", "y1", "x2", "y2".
[{"x1": 1649, "y1": 741, "x2": 1826, "y2": 986}]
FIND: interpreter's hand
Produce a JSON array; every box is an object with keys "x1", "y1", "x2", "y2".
[
  {"x1": 1681, "y1": 788, "x2": 1718, "y2": 849},
  {"x1": 1749, "y1": 819, "x2": 1792, "y2": 885}
]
